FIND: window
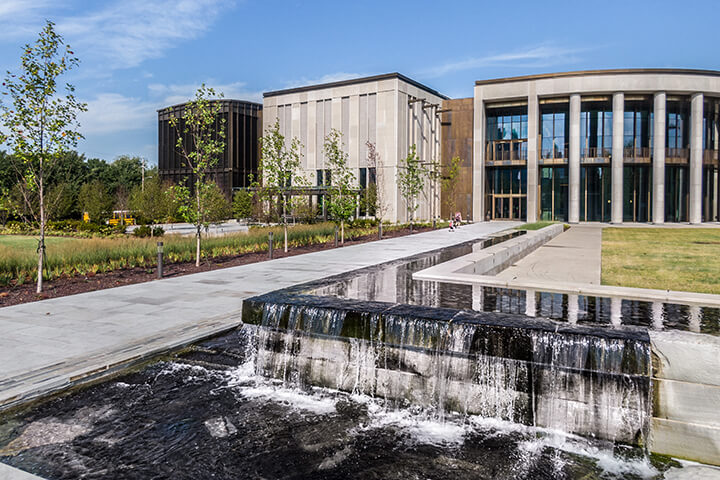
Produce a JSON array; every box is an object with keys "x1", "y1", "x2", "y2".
[
  {"x1": 580, "y1": 103, "x2": 612, "y2": 157},
  {"x1": 541, "y1": 107, "x2": 568, "y2": 159},
  {"x1": 358, "y1": 167, "x2": 377, "y2": 217}
]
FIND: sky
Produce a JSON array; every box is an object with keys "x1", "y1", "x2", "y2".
[{"x1": 0, "y1": 0, "x2": 718, "y2": 165}]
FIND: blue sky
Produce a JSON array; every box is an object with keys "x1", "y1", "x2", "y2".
[{"x1": 1, "y1": 0, "x2": 717, "y2": 165}]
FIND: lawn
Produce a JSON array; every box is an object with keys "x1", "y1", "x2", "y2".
[
  {"x1": 602, "y1": 228, "x2": 720, "y2": 294},
  {"x1": 0, "y1": 235, "x2": 78, "y2": 254},
  {"x1": 516, "y1": 221, "x2": 561, "y2": 231}
]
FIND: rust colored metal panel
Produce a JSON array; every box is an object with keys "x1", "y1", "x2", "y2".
[{"x1": 440, "y1": 98, "x2": 474, "y2": 219}]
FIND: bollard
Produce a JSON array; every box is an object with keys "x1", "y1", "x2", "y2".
[
  {"x1": 268, "y1": 231, "x2": 274, "y2": 259},
  {"x1": 334, "y1": 226, "x2": 339, "y2": 247},
  {"x1": 378, "y1": 223, "x2": 383, "y2": 240},
  {"x1": 432, "y1": 218, "x2": 436, "y2": 229},
  {"x1": 156, "y1": 241, "x2": 164, "y2": 279}
]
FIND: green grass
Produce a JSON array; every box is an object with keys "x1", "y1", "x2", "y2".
[
  {"x1": 515, "y1": 221, "x2": 558, "y2": 231},
  {"x1": 0, "y1": 222, "x2": 413, "y2": 287},
  {"x1": 602, "y1": 227, "x2": 720, "y2": 294}
]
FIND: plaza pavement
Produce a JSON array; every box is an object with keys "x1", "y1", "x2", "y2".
[{"x1": 0, "y1": 221, "x2": 518, "y2": 411}]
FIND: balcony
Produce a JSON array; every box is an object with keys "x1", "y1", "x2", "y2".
[
  {"x1": 581, "y1": 147, "x2": 611, "y2": 159},
  {"x1": 486, "y1": 139, "x2": 527, "y2": 165},
  {"x1": 665, "y1": 147, "x2": 689, "y2": 165},
  {"x1": 623, "y1": 147, "x2": 652, "y2": 164},
  {"x1": 703, "y1": 149, "x2": 719, "y2": 166}
]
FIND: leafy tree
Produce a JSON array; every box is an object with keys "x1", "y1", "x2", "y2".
[
  {"x1": 202, "y1": 182, "x2": 232, "y2": 224},
  {"x1": 324, "y1": 129, "x2": 357, "y2": 244},
  {"x1": 397, "y1": 144, "x2": 428, "y2": 229},
  {"x1": 106, "y1": 155, "x2": 143, "y2": 195},
  {"x1": 45, "y1": 182, "x2": 76, "y2": 220},
  {"x1": 366, "y1": 141, "x2": 389, "y2": 221},
  {"x1": 441, "y1": 156, "x2": 464, "y2": 217},
  {"x1": 78, "y1": 180, "x2": 112, "y2": 223},
  {"x1": 0, "y1": 188, "x2": 18, "y2": 227},
  {"x1": 0, "y1": 20, "x2": 86, "y2": 292},
  {"x1": 232, "y1": 189, "x2": 253, "y2": 220},
  {"x1": 129, "y1": 175, "x2": 175, "y2": 234},
  {"x1": 257, "y1": 119, "x2": 308, "y2": 252},
  {"x1": 168, "y1": 85, "x2": 226, "y2": 266}
]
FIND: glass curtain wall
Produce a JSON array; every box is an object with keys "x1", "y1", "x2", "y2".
[
  {"x1": 539, "y1": 167, "x2": 568, "y2": 221},
  {"x1": 580, "y1": 166, "x2": 611, "y2": 222},
  {"x1": 486, "y1": 107, "x2": 528, "y2": 161},
  {"x1": 541, "y1": 104, "x2": 568, "y2": 159},
  {"x1": 485, "y1": 167, "x2": 527, "y2": 220},
  {"x1": 702, "y1": 100, "x2": 719, "y2": 222},
  {"x1": 623, "y1": 166, "x2": 652, "y2": 222},
  {"x1": 665, "y1": 100, "x2": 690, "y2": 222},
  {"x1": 580, "y1": 100, "x2": 612, "y2": 158},
  {"x1": 623, "y1": 102, "x2": 653, "y2": 158}
]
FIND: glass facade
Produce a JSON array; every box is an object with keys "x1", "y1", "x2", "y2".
[
  {"x1": 358, "y1": 167, "x2": 377, "y2": 217},
  {"x1": 539, "y1": 166, "x2": 568, "y2": 221},
  {"x1": 665, "y1": 166, "x2": 689, "y2": 222},
  {"x1": 666, "y1": 100, "x2": 690, "y2": 158},
  {"x1": 486, "y1": 106, "x2": 528, "y2": 161},
  {"x1": 623, "y1": 100, "x2": 653, "y2": 158},
  {"x1": 580, "y1": 101, "x2": 612, "y2": 158},
  {"x1": 541, "y1": 104, "x2": 568, "y2": 159},
  {"x1": 623, "y1": 166, "x2": 652, "y2": 222},
  {"x1": 580, "y1": 166, "x2": 611, "y2": 222},
  {"x1": 485, "y1": 167, "x2": 527, "y2": 220}
]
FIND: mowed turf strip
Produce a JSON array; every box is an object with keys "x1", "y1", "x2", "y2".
[{"x1": 602, "y1": 227, "x2": 720, "y2": 294}]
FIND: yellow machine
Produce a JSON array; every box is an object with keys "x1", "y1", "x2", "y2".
[{"x1": 107, "y1": 210, "x2": 136, "y2": 226}]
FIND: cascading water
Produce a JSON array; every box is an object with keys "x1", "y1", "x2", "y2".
[{"x1": 244, "y1": 296, "x2": 652, "y2": 446}]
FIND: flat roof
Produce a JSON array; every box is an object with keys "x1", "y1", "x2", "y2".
[
  {"x1": 157, "y1": 98, "x2": 262, "y2": 113},
  {"x1": 475, "y1": 68, "x2": 720, "y2": 86},
  {"x1": 263, "y1": 72, "x2": 449, "y2": 99}
]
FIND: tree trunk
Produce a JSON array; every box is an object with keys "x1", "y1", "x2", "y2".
[
  {"x1": 36, "y1": 172, "x2": 45, "y2": 294},
  {"x1": 196, "y1": 225, "x2": 201, "y2": 267},
  {"x1": 283, "y1": 195, "x2": 288, "y2": 253},
  {"x1": 341, "y1": 219, "x2": 345, "y2": 245}
]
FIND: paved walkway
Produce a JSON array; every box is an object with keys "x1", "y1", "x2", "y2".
[
  {"x1": 497, "y1": 225, "x2": 602, "y2": 284},
  {"x1": 0, "y1": 222, "x2": 517, "y2": 411}
]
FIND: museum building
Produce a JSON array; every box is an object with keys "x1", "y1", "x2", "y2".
[{"x1": 158, "y1": 69, "x2": 720, "y2": 224}]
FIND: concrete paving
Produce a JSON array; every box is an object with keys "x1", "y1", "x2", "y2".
[
  {"x1": 0, "y1": 221, "x2": 518, "y2": 411},
  {"x1": 0, "y1": 463, "x2": 44, "y2": 480},
  {"x1": 497, "y1": 225, "x2": 602, "y2": 284}
]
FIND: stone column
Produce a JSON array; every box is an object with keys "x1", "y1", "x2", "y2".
[
  {"x1": 526, "y1": 89, "x2": 539, "y2": 223},
  {"x1": 612, "y1": 93, "x2": 625, "y2": 223},
  {"x1": 689, "y1": 93, "x2": 704, "y2": 224},
  {"x1": 567, "y1": 294, "x2": 578, "y2": 324},
  {"x1": 524, "y1": 289, "x2": 536, "y2": 317},
  {"x1": 569, "y1": 94, "x2": 581, "y2": 223},
  {"x1": 653, "y1": 92, "x2": 666, "y2": 224},
  {"x1": 473, "y1": 91, "x2": 486, "y2": 221},
  {"x1": 610, "y1": 297, "x2": 622, "y2": 326}
]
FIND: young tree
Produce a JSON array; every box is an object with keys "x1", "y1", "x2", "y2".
[
  {"x1": 257, "y1": 119, "x2": 307, "y2": 252},
  {"x1": 78, "y1": 180, "x2": 112, "y2": 223},
  {"x1": 129, "y1": 175, "x2": 174, "y2": 236},
  {"x1": 168, "y1": 84, "x2": 226, "y2": 266},
  {"x1": 397, "y1": 144, "x2": 428, "y2": 229},
  {"x1": 441, "y1": 156, "x2": 464, "y2": 217},
  {"x1": 324, "y1": 129, "x2": 357, "y2": 244},
  {"x1": 0, "y1": 21, "x2": 86, "y2": 292},
  {"x1": 232, "y1": 188, "x2": 253, "y2": 220},
  {"x1": 365, "y1": 141, "x2": 389, "y2": 221}
]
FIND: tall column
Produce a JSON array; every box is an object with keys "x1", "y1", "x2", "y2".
[
  {"x1": 689, "y1": 93, "x2": 704, "y2": 224},
  {"x1": 569, "y1": 94, "x2": 581, "y2": 223},
  {"x1": 653, "y1": 92, "x2": 667, "y2": 224},
  {"x1": 611, "y1": 93, "x2": 625, "y2": 223},
  {"x1": 526, "y1": 88, "x2": 539, "y2": 223},
  {"x1": 473, "y1": 92, "x2": 486, "y2": 221}
]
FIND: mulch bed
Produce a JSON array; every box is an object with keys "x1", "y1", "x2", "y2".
[{"x1": 0, "y1": 226, "x2": 433, "y2": 308}]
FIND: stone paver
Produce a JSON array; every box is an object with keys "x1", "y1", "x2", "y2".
[
  {"x1": 0, "y1": 222, "x2": 517, "y2": 411},
  {"x1": 0, "y1": 463, "x2": 45, "y2": 480},
  {"x1": 497, "y1": 225, "x2": 602, "y2": 284}
]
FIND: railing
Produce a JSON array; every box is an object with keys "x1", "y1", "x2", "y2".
[
  {"x1": 486, "y1": 140, "x2": 527, "y2": 162},
  {"x1": 665, "y1": 147, "x2": 689, "y2": 159},
  {"x1": 581, "y1": 147, "x2": 611, "y2": 159},
  {"x1": 541, "y1": 147, "x2": 568, "y2": 160},
  {"x1": 703, "y1": 150, "x2": 719, "y2": 165},
  {"x1": 623, "y1": 147, "x2": 652, "y2": 160}
]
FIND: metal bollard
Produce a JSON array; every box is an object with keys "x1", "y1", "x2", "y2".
[
  {"x1": 156, "y1": 241, "x2": 164, "y2": 279},
  {"x1": 268, "y1": 231, "x2": 274, "y2": 259},
  {"x1": 432, "y1": 218, "x2": 436, "y2": 229},
  {"x1": 378, "y1": 223, "x2": 383, "y2": 240},
  {"x1": 334, "y1": 226, "x2": 339, "y2": 247}
]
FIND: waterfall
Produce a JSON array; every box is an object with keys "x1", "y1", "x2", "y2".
[{"x1": 242, "y1": 296, "x2": 652, "y2": 446}]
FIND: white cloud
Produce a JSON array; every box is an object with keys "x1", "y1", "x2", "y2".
[
  {"x1": 148, "y1": 81, "x2": 263, "y2": 105},
  {"x1": 78, "y1": 93, "x2": 155, "y2": 135},
  {"x1": 423, "y1": 45, "x2": 586, "y2": 78},
  {"x1": 283, "y1": 72, "x2": 366, "y2": 89}
]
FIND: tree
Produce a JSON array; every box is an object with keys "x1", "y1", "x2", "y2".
[
  {"x1": 0, "y1": 21, "x2": 86, "y2": 292},
  {"x1": 397, "y1": 144, "x2": 428, "y2": 229},
  {"x1": 78, "y1": 180, "x2": 112, "y2": 223},
  {"x1": 257, "y1": 119, "x2": 307, "y2": 252},
  {"x1": 232, "y1": 189, "x2": 253, "y2": 220},
  {"x1": 0, "y1": 188, "x2": 17, "y2": 227},
  {"x1": 168, "y1": 85, "x2": 226, "y2": 266},
  {"x1": 366, "y1": 141, "x2": 389, "y2": 221},
  {"x1": 324, "y1": 129, "x2": 357, "y2": 244},
  {"x1": 441, "y1": 156, "x2": 464, "y2": 217},
  {"x1": 201, "y1": 182, "x2": 232, "y2": 224},
  {"x1": 129, "y1": 175, "x2": 174, "y2": 234}
]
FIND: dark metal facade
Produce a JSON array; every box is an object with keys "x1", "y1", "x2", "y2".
[
  {"x1": 158, "y1": 100, "x2": 262, "y2": 196},
  {"x1": 440, "y1": 98, "x2": 474, "y2": 219}
]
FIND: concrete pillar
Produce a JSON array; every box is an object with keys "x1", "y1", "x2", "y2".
[
  {"x1": 652, "y1": 302, "x2": 664, "y2": 330},
  {"x1": 689, "y1": 93, "x2": 704, "y2": 224},
  {"x1": 612, "y1": 93, "x2": 625, "y2": 223},
  {"x1": 472, "y1": 284, "x2": 484, "y2": 312},
  {"x1": 567, "y1": 294, "x2": 578, "y2": 324},
  {"x1": 688, "y1": 305, "x2": 701, "y2": 333},
  {"x1": 524, "y1": 289, "x2": 536, "y2": 317},
  {"x1": 526, "y1": 89, "x2": 539, "y2": 223},
  {"x1": 653, "y1": 92, "x2": 666, "y2": 224},
  {"x1": 569, "y1": 94, "x2": 581, "y2": 223},
  {"x1": 473, "y1": 92, "x2": 486, "y2": 221},
  {"x1": 610, "y1": 297, "x2": 622, "y2": 326}
]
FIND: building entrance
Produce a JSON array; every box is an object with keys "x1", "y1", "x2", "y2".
[
  {"x1": 623, "y1": 166, "x2": 652, "y2": 222},
  {"x1": 485, "y1": 167, "x2": 527, "y2": 220},
  {"x1": 539, "y1": 166, "x2": 568, "y2": 221},
  {"x1": 580, "y1": 165, "x2": 611, "y2": 222},
  {"x1": 702, "y1": 166, "x2": 719, "y2": 222},
  {"x1": 665, "y1": 166, "x2": 689, "y2": 222}
]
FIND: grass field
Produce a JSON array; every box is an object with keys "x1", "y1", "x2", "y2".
[
  {"x1": 516, "y1": 221, "x2": 561, "y2": 231},
  {"x1": 0, "y1": 235, "x2": 78, "y2": 253},
  {"x1": 602, "y1": 227, "x2": 720, "y2": 294}
]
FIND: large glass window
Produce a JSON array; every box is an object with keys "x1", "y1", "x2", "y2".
[
  {"x1": 624, "y1": 100, "x2": 653, "y2": 158},
  {"x1": 486, "y1": 106, "x2": 528, "y2": 162},
  {"x1": 665, "y1": 166, "x2": 689, "y2": 222},
  {"x1": 358, "y1": 167, "x2": 377, "y2": 217},
  {"x1": 541, "y1": 104, "x2": 568, "y2": 159},
  {"x1": 580, "y1": 101, "x2": 612, "y2": 158},
  {"x1": 539, "y1": 166, "x2": 568, "y2": 221},
  {"x1": 580, "y1": 166, "x2": 611, "y2": 221},
  {"x1": 666, "y1": 100, "x2": 689, "y2": 157},
  {"x1": 623, "y1": 166, "x2": 652, "y2": 222},
  {"x1": 485, "y1": 167, "x2": 527, "y2": 220}
]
